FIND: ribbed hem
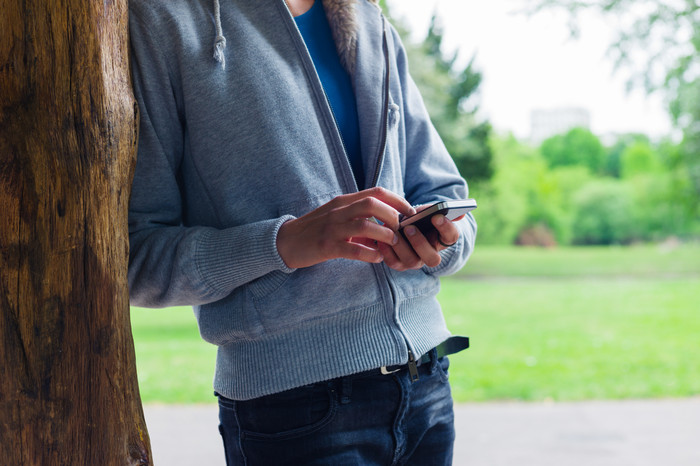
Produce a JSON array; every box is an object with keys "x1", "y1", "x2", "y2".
[
  {"x1": 397, "y1": 294, "x2": 451, "y2": 357},
  {"x1": 195, "y1": 215, "x2": 296, "y2": 296},
  {"x1": 212, "y1": 295, "x2": 449, "y2": 400}
]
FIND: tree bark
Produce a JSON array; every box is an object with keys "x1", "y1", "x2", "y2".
[{"x1": 0, "y1": 0, "x2": 151, "y2": 463}]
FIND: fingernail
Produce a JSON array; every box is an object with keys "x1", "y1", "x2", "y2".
[
  {"x1": 434, "y1": 215, "x2": 445, "y2": 226},
  {"x1": 392, "y1": 233, "x2": 399, "y2": 245},
  {"x1": 405, "y1": 226, "x2": 416, "y2": 236}
]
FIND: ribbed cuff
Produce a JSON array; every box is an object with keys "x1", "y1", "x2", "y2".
[{"x1": 194, "y1": 215, "x2": 296, "y2": 296}]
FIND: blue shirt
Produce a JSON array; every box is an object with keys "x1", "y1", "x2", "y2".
[{"x1": 295, "y1": 0, "x2": 364, "y2": 188}]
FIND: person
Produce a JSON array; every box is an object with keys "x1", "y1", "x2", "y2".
[{"x1": 128, "y1": 0, "x2": 477, "y2": 463}]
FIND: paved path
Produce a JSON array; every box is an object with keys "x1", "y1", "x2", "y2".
[{"x1": 144, "y1": 398, "x2": 700, "y2": 465}]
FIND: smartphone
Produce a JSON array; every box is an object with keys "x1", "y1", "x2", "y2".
[{"x1": 399, "y1": 199, "x2": 477, "y2": 236}]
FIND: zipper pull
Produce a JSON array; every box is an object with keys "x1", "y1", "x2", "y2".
[{"x1": 407, "y1": 350, "x2": 419, "y2": 383}]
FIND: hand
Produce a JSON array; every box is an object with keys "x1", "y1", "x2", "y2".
[
  {"x1": 378, "y1": 207, "x2": 464, "y2": 272},
  {"x1": 276, "y1": 187, "x2": 415, "y2": 269}
]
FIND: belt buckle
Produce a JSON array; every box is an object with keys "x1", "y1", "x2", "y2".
[{"x1": 380, "y1": 366, "x2": 400, "y2": 375}]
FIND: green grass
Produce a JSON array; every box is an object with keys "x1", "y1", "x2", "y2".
[
  {"x1": 131, "y1": 243, "x2": 700, "y2": 403},
  {"x1": 458, "y1": 242, "x2": 700, "y2": 278},
  {"x1": 131, "y1": 306, "x2": 217, "y2": 403},
  {"x1": 441, "y1": 276, "x2": 700, "y2": 401}
]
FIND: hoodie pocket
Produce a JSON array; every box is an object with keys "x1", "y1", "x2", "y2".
[
  {"x1": 243, "y1": 190, "x2": 344, "y2": 302},
  {"x1": 246, "y1": 270, "x2": 291, "y2": 300},
  {"x1": 251, "y1": 259, "x2": 383, "y2": 335},
  {"x1": 244, "y1": 190, "x2": 383, "y2": 335}
]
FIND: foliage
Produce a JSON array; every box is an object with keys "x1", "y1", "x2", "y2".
[
  {"x1": 540, "y1": 127, "x2": 606, "y2": 174},
  {"x1": 474, "y1": 130, "x2": 700, "y2": 245},
  {"x1": 571, "y1": 180, "x2": 635, "y2": 244},
  {"x1": 619, "y1": 140, "x2": 661, "y2": 178},
  {"x1": 530, "y1": 0, "x2": 700, "y2": 218},
  {"x1": 380, "y1": 0, "x2": 699, "y2": 245},
  {"x1": 471, "y1": 135, "x2": 540, "y2": 244},
  {"x1": 384, "y1": 5, "x2": 494, "y2": 182},
  {"x1": 604, "y1": 133, "x2": 650, "y2": 177}
]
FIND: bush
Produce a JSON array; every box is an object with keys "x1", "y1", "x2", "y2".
[
  {"x1": 571, "y1": 181, "x2": 636, "y2": 245},
  {"x1": 471, "y1": 136, "x2": 540, "y2": 245},
  {"x1": 541, "y1": 127, "x2": 606, "y2": 174}
]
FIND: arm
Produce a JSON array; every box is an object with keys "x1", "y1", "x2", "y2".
[
  {"x1": 379, "y1": 24, "x2": 477, "y2": 276},
  {"x1": 127, "y1": 8, "x2": 295, "y2": 308}
]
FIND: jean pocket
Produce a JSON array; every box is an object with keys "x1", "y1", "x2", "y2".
[
  {"x1": 236, "y1": 383, "x2": 337, "y2": 442},
  {"x1": 435, "y1": 355, "x2": 450, "y2": 383}
]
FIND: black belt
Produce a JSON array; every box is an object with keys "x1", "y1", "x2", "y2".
[{"x1": 380, "y1": 336, "x2": 470, "y2": 382}]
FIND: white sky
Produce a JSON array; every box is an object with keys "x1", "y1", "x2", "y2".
[{"x1": 388, "y1": 0, "x2": 674, "y2": 140}]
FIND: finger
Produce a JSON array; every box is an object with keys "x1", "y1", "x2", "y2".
[
  {"x1": 337, "y1": 218, "x2": 399, "y2": 246},
  {"x1": 403, "y1": 225, "x2": 441, "y2": 268},
  {"x1": 335, "y1": 241, "x2": 384, "y2": 263},
  {"x1": 331, "y1": 188, "x2": 415, "y2": 222},
  {"x1": 389, "y1": 227, "x2": 425, "y2": 270},
  {"x1": 335, "y1": 196, "x2": 404, "y2": 231},
  {"x1": 376, "y1": 242, "x2": 405, "y2": 271},
  {"x1": 431, "y1": 214, "x2": 460, "y2": 249},
  {"x1": 360, "y1": 187, "x2": 416, "y2": 217}
]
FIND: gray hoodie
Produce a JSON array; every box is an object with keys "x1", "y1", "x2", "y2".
[{"x1": 128, "y1": 0, "x2": 477, "y2": 400}]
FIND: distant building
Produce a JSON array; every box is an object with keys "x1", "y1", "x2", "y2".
[{"x1": 530, "y1": 107, "x2": 591, "y2": 143}]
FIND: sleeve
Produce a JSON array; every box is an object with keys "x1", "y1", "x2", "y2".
[
  {"x1": 388, "y1": 24, "x2": 477, "y2": 277},
  {"x1": 127, "y1": 6, "x2": 295, "y2": 308}
]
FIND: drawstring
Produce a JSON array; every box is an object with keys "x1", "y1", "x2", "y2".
[{"x1": 213, "y1": 0, "x2": 227, "y2": 69}]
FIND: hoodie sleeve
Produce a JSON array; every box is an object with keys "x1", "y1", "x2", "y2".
[
  {"x1": 127, "y1": 5, "x2": 295, "y2": 308},
  {"x1": 388, "y1": 23, "x2": 477, "y2": 277}
]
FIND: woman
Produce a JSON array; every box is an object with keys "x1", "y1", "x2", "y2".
[{"x1": 128, "y1": 0, "x2": 476, "y2": 463}]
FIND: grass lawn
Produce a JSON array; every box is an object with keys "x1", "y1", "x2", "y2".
[
  {"x1": 131, "y1": 306, "x2": 217, "y2": 403},
  {"x1": 131, "y1": 243, "x2": 700, "y2": 403}
]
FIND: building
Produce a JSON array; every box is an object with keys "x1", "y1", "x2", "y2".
[{"x1": 530, "y1": 107, "x2": 591, "y2": 143}]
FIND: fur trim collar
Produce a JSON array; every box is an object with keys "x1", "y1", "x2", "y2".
[
  {"x1": 321, "y1": 0, "x2": 379, "y2": 75},
  {"x1": 212, "y1": 0, "x2": 380, "y2": 72}
]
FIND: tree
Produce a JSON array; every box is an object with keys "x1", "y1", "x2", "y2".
[
  {"x1": 0, "y1": 0, "x2": 152, "y2": 463},
  {"x1": 540, "y1": 127, "x2": 606, "y2": 174},
  {"x1": 604, "y1": 133, "x2": 650, "y2": 177},
  {"x1": 384, "y1": 3, "x2": 494, "y2": 182},
  {"x1": 530, "y1": 0, "x2": 700, "y2": 209},
  {"x1": 571, "y1": 181, "x2": 635, "y2": 244},
  {"x1": 620, "y1": 141, "x2": 661, "y2": 178}
]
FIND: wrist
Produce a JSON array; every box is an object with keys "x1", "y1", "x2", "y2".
[{"x1": 275, "y1": 216, "x2": 300, "y2": 271}]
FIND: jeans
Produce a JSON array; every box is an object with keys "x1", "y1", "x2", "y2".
[{"x1": 216, "y1": 350, "x2": 455, "y2": 465}]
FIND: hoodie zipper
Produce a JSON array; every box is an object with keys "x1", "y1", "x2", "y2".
[
  {"x1": 368, "y1": 15, "x2": 391, "y2": 189},
  {"x1": 373, "y1": 15, "x2": 423, "y2": 377},
  {"x1": 280, "y1": 1, "x2": 416, "y2": 376},
  {"x1": 279, "y1": 1, "x2": 360, "y2": 192}
]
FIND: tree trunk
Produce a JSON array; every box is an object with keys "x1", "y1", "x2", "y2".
[{"x1": 0, "y1": 0, "x2": 151, "y2": 463}]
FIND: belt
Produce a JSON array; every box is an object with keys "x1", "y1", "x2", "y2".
[{"x1": 380, "y1": 336, "x2": 470, "y2": 382}]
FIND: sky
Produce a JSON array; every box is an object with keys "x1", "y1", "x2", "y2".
[{"x1": 387, "y1": 1, "x2": 675, "y2": 141}]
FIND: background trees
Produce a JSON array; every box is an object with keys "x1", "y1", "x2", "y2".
[
  {"x1": 384, "y1": 2, "x2": 494, "y2": 183},
  {"x1": 382, "y1": 1, "x2": 698, "y2": 246},
  {"x1": 530, "y1": 0, "x2": 700, "y2": 226}
]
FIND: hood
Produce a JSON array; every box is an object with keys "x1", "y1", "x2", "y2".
[{"x1": 212, "y1": 0, "x2": 379, "y2": 72}]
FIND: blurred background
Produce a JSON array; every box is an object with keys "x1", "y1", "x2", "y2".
[
  {"x1": 132, "y1": 0, "x2": 700, "y2": 464},
  {"x1": 378, "y1": 0, "x2": 700, "y2": 402}
]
